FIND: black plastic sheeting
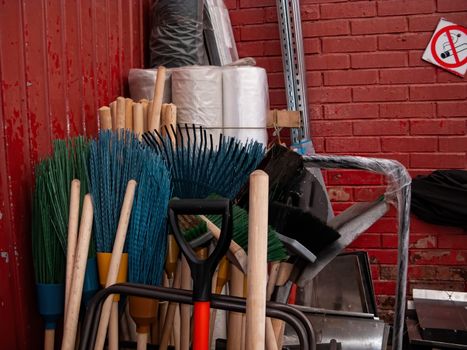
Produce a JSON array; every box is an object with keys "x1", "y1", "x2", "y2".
[
  {"x1": 411, "y1": 170, "x2": 467, "y2": 229},
  {"x1": 150, "y1": 0, "x2": 205, "y2": 67}
]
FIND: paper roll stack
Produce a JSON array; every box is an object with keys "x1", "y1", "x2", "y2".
[
  {"x1": 128, "y1": 68, "x2": 172, "y2": 102},
  {"x1": 222, "y1": 66, "x2": 269, "y2": 146},
  {"x1": 171, "y1": 66, "x2": 223, "y2": 146}
]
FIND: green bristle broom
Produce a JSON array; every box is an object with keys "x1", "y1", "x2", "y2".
[
  {"x1": 32, "y1": 160, "x2": 66, "y2": 350},
  {"x1": 45, "y1": 138, "x2": 99, "y2": 313}
]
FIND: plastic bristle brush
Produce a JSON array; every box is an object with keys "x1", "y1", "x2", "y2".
[
  {"x1": 206, "y1": 196, "x2": 287, "y2": 263},
  {"x1": 127, "y1": 153, "x2": 171, "y2": 350},
  {"x1": 32, "y1": 160, "x2": 66, "y2": 350},
  {"x1": 143, "y1": 124, "x2": 264, "y2": 199},
  {"x1": 89, "y1": 130, "x2": 151, "y2": 350}
]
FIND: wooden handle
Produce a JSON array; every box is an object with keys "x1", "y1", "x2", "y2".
[
  {"x1": 45, "y1": 328, "x2": 55, "y2": 350},
  {"x1": 108, "y1": 302, "x2": 119, "y2": 350},
  {"x1": 61, "y1": 194, "x2": 93, "y2": 350},
  {"x1": 173, "y1": 304, "x2": 181, "y2": 350},
  {"x1": 94, "y1": 180, "x2": 137, "y2": 350},
  {"x1": 148, "y1": 66, "x2": 166, "y2": 133},
  {"x1": 116, "y1": 96, "x2": 126, "y2": 130},
  {"x1": 227, "y1": 264, "x2": 244, "y2": 350},
  {"x1": 199, "y1": 215, "x2": 247, "y2": 273},
  {"x1": 64, "y1": 180, "x2": 80, "y2": 322},
  {"x1": 125, "y1": 98, "x2": 134, "y2": 131},
  {"x1": 133, "y1": 103, "x2": 144, "y2": 138},
  {"x1": 143, "y1": 101, "x2": 150, "y2": 133},
  {"x1": 98, "y1": 107, "x2": 112, "y2": 131},
  {"x1": 161, "y1": 103, "x2": 177, "y2": 145},
  {"x1": 180, "y1": 256, "x2": 191, "y2": 350},
  {"x1": 265, "y1": 319, "x2": 279, "y2": 350},
  {"x1": 137, "y1": 332, "x2": 148, "y2": 350},
  {"x1": 246, "y1": 170, "x2": 269, "y2": 350},
  {"x1": 276, "y1": 262, "x2": 294, "y2": 287},
  {"x1": 109, "y1": 101, "x2": 117, "y2": 131},
  {"x1": 159, "y1": 261, "x2": 181, "y2": 350}
]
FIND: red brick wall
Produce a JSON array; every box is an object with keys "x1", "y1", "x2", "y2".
[{"x1": 228, "y1": 0, "x2": 467, "y2": 321}]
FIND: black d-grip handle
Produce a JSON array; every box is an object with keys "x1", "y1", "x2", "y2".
[{"x1": 168, "y1": 198, "x2": 233, "y2": 302}]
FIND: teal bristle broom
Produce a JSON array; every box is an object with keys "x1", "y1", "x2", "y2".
[
  {"x1": 88, "y1": 129, "x2": 150, "y2": 350},
  {"x1": 127, "y1": 152, "x2": 172, "y2": 349},
  {"x1": 143, "y1": 124, "x2": 265, "y2": 199},
  {"x1": 32, "y1": 160, "x2": 66, "y2": 350}
]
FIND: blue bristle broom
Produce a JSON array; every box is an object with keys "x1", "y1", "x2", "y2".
[
  {"x1": 89, "y1": 130, "x2": 147, "y2": 349},
  {"x1": 127, "y1": 151, "x2": 171, "y2": 348}
]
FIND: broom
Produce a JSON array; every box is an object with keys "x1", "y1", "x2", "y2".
[
  {"x1": 89, "y1": 130, "x2": 149, "y2": 350},
  {"x1": 127, "y1": 153, "x2": 172, "y2": 350},
  {"x1": 32, "y1": 161, "x2": 66, "y2": 350}
]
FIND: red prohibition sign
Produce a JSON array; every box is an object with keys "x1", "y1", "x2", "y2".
[{"x1": 430, "y1": 24, "x2": 467, "y2": 68}]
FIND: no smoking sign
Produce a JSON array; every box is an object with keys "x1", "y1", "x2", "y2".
[{"x1": 423, "y1": 19, "x2": 467, "y2": 77}]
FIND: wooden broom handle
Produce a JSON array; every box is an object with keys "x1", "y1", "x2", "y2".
[
  {"x1": 133, "y1": 103, "x2": 144, "y2": 138},
  {"x1": 94, "y1": 180, "x2": 137, "y2": 350},
  {"x1": 108, "y1": 303, "x2": 119, "y2": 350},
  {"x1": 61, "y1": 194, "x2": 94, "y2": 350},
  {"x1": 45, "y1": 329, "x2": 55, "y2": 350},
  {"x1": 109, "y1": 101, "x2": 117, "y2": 131},
  {"x1": 116, "y1": 96, "x2": 126, "y2": 130},
  {"x1": 159, "y1": 261, "x2": 181, "y2": 350},
  {"x1": 64, "y1": 180, "x2": 80, "y2": 322},
  {"x1": 161, "y1": 103, "x2": 177, "y2": 145},
  {"x1": 148, "y1": 66, "x2": 166, "y2": 133},
  {"x1": 137, "y1": 333, "x2": 148, "y2": 350},
  {"x1": 125, "y1": 98, "x2": 133, "y2": 131},
  {"x1": 246, "y1": 170, "x2": 269, "y2": 350},
  {"x1": 98, "y1": 107, "x2": 112, "y2": 131},
  {"x1": 199, "y1": 215, "x2": 247, "y2": 273},
  {"x1": 227, "y1": 264, "x2": 244, "y2": 350}
]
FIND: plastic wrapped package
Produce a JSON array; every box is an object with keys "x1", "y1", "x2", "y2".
[
  {"x1": 171, "y1": 66, "x2": 223, "y2": 145},
  {"x1": 150, "y1": 0, "x2": 205, "y2": 67},
  {"x1": 128, "y1": 68, "x2": 172, "y2": 102},
  {"x1": 302, "y1": 154, "x2": 411, "y2": 350},
  {"x1": 204, "y1": 0, "x2": 239, "y2": 66},
  {"x1": 222, "y1": 66, "x2": 268, "y2": 146}
]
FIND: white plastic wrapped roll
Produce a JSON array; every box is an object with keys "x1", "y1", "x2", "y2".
[
  {"x1": 222, "y1": 66, "x2": 269, "y2": 146},
  {"x1": 128, "y1": 68, "x2": 172, "y2": 103},
  {"x1": 172, "y1": 66, "x2": 223, "y2": 146}
]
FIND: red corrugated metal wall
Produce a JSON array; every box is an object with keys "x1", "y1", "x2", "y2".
[{"x1": 0, "y1": 1, "x2": 152, "y2": 347}]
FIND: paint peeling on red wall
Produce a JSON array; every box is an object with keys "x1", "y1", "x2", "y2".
[{"x1": 0, "y1": 1, "x2": 152, "y2": 348}]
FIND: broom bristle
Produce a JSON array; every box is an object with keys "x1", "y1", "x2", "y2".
[
  {"x1": 128, "y1": 151, "x2": 172, "y2": 286},
  {"x1": 205, "y1": 195, "x2": 288, "y2": 262},
  {"x1": 269, "y1": 201, "x2": 340, "y2": 255},
  {"x1": 32, "y1": 161, "x2": 66, "y2": 284},
  {"x1": 143, "y1": 124, "x2": 265, "y2": 200},
  {"x1": 89, "y1": 130, "x2": 147, "y2": 253}
]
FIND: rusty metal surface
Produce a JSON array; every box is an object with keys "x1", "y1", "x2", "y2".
[{"x1": 0, "y1": 1, "x2": 152, "y2": 348}]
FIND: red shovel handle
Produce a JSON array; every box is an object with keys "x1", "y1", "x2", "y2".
[{"x1": 193, "y1": 301, "x2": 210, "y2": 350}]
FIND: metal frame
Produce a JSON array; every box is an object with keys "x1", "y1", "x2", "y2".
[
  {"x1": 80, "y1": 283, "x2": 317, "y2": 350},
  {"x1": 276, "y1": 0, "x2": 309, "y2": 144},
  {"x1": 302, "y1": 154, "x2": 411, "y2": 350}
]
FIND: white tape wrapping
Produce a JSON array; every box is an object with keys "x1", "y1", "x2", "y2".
[
  {"x1": 222, "y1": 66, "x2": 269, "y2": 146},
  {"x1": 172, "y1": 66, "x2": 223, "y2": 146}
]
